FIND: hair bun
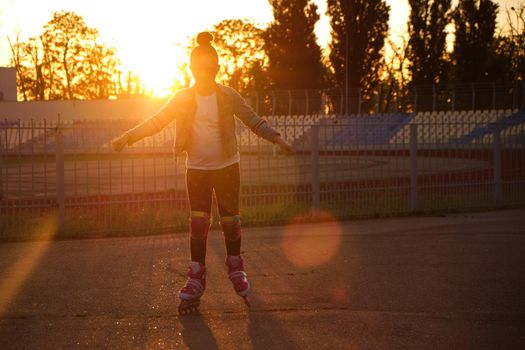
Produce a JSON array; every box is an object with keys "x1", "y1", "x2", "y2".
[{"x1": 196, "y1": 32, "x2": 214, "y2": 46}]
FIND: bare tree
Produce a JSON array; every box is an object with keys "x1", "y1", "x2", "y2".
[
  {"x1": 9, "y1": 11, "x2": 125, "y2": 100},
  {"x1": 211, "y1": 19, "x2": 269, "y2": 93},
  {"x1": 8, "y1": 34, "x2": 30, "y2": 101},
  {"x1": 380, "y1": 34, "x2": 411, "y2": 112},
  {"x1": 505, "y1": 5, "x2": 525, "y2": 80}
]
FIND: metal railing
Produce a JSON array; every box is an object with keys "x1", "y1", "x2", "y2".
[
  {"x1": 244, "y1": 82, "x2": 525, "y2": 115},
  {"x1": 1, "y1": 111, "x2": 524, "y2": 240}
]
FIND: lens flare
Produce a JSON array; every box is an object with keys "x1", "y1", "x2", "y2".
[
  {"x1": 0, "y1": 214, "x2": 57, "y2": 317},
  {"x1": 280, "y1": 210, "x2": 342, "y2": 268},
  {"x1": 331, "y1": 287, "x2": 350, "y2": 304}
]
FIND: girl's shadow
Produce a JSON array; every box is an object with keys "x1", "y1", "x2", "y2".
[
  {"x1": 179, "y1": 312, "x2": 219, "y2": 350},
  {"x1": 247, "y1": 294, "x2": 298, "y2": 350}
]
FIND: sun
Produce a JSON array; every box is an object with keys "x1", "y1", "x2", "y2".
[
  {"x1": 116, "y1": 35, "x2": 190, "y2": 98},
  {"x1": 85, "y1": 0, "x2": 208, "y2": 99}
]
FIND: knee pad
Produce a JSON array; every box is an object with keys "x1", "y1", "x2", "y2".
[
  {"x1": 221, "y1": 215, "x2": 242, "y2": 241},
  {"x1": 190, "y1": 211, "x2": 211, "y2": 240}
]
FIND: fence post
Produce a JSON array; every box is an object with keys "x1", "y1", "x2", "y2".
[
  {"x1": 304, "y1": 89, "x2": 309, "y2": 115},
  {"x1": 451, "y1": 86, "x2": 456, "y2": 111},
  {"x1": 493, "y1": 125, "x2": 502, "y2": 208},
  {"x1": 414, "y1": 87, "x2": 418, "y2": 113},
  {"x1": 396, "y1": 90, "x2": 400, "y2": 112},
  {"x1": 271, "y1": 91, "x2": 276, "y2": 116},
  {"x1": 492, "y1": 82, "x2": 496, "y2": 110},
  {"x1": 376, "y1": 85, "x2": 381, "y2": 113},
  {"x1": 55, "y1": 127, "x2": 65, "y2": 236},
  {"x1": 521, "y1": 81, "x2": 525, "y2": 111},
  {"x1": 512, "y1": 81, "x2": 517, "y2": 111},
  {"x1": 432, "y1": 85, "x2": 437, "y2": 112},
  {"x1": 358, "y1": 88, "x2": 362, "y2": 114},
  {"x1": 410, "y1": 124, "x2": 418, "y2": 212},
  {"x1": 311, "y1": 124, "x2": 320, "y2": 211},
  {"x1": 320, "y1": 92, "x2": 326, "y2": 114},
  {"x1": 471, "y1": 83, "x2": 476, "y2": 110},
  {"x1": 340, "y1": 88, "x2": 344, "y2": 115},
  {"x1": 288, "y1": 90, "x2": 293, "y2": 116}
]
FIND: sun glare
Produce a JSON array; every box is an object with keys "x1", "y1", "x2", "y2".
[
  {"x1": 281, "y1": 211, "x2": 342, "y2": 268},
  {"x1": 1, "y1": 0, "x2": 520, "y2": 98},
  {"x1": 0, "y1": 214, "x2": 57, "y2": 317},
  {"x1": 118, "y1": 38, "x2": 188, "y2": 98},
  {"x1": 96, "y1": 0, "x2": 274, "y2": 97}
]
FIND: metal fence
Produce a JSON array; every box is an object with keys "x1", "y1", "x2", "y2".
[
  {"x1": 245, "y1": 82, "x2": 525, "y2": 115},
  {"x1": 1, "y1": 111, "x2": 524, "y2": 240}
]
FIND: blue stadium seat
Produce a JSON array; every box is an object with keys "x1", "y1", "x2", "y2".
[{"x1": 325, "y1": 113, "x2": 412, "y2": 146}]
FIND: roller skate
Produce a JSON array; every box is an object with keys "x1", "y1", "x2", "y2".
[
  {"x1": 225, "y1": 255, "x2": 251, "y2": 307},
  {"x1": 178, "y1": 261, "x2": 206, "y2": 315}
]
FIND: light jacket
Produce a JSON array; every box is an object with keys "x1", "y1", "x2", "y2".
[{"x1": 127, "y1": 83, "x2": 280, "y2": 157}]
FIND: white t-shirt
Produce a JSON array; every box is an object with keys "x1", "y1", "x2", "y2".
[{"x1": 186, "y1": 93, "x2": 240, "y2": 170}]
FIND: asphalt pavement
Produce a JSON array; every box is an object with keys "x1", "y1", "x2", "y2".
[{"x1": 0, "y1": 209, "x2": 524, "y2": 349}]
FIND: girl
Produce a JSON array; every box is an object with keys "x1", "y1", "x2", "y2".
[{"x1": 112, "y1": 32, "x2": 293, "y2": 314}]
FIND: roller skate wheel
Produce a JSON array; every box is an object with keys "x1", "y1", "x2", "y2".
[{"x1": 178, "y1": 299, "x2": 200, "y2": 315}]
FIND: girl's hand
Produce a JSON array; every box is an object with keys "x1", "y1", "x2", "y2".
[
  {"x1": 112, "y1": 133, "x2": 130, "y2": 152},
  {"x1": 274, "y1": 135, "x2": 294, "y2": 156}
]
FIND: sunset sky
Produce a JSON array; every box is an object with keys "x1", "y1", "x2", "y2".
[{"x1": 0, "y1": 0, "x2": 522, "y2": 97}]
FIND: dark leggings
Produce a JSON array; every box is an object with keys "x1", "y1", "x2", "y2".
[{"x1": 186, "y1": 162, "x2": 241, "y2": 264}]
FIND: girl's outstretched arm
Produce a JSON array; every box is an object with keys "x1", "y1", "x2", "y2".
[
  {"x1": 112, "y1": 95, "x2": 180, "y2": 152},
  {"x1": 230, "y1": 88, "x2": 294, "y2": 155},
  {"x1": 273, "y1": 134, "x2": 294, "y2": 155},
  {"x1": 111, "y1": 116, "x2": 159, "y2": 152}
]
